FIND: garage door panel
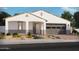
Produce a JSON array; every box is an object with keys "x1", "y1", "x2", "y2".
[{"x1": 46, "y1": 24, "x2": 66, "y2": 34}]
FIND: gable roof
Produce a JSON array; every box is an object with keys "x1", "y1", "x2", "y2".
[
  {"x1": 5, "y1": 10, "x2": 71, "y2": 24},
  {"x1": 5, "y1": 13, "x2": 46, "y2": 21},
  {"x1": 32, "y1": 10, "x2": 70, "y2": 24}
]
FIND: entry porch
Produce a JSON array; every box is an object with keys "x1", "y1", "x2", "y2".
[{"x1": 5, "y1": 21, "x2": 46, "y2": 35}]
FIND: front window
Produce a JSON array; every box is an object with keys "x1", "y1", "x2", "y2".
[{"x1": 18, "y1": 21, "x2": 23, "y2": 30}]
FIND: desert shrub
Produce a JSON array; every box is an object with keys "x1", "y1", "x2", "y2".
[
  {"x1": 13, "y1": 33, "x2": 21, "y2": 38},
  {"x1": 13, "y1": 33, "x2": 18, "y2": 35},
  {"x1": 0, "y1": 33, "x2": 5, "y2": 39},
  {"x1": 0, "y1": 33, "x2": 5, "y2": 35},
  {"x1": 55, "y1": 36, "x2": 61, "y2": 39},
  {"x1": 48, "y1": 35, "x2": 55, "y2": 38},
  {"x1": 27, "y1": 32, "x2": 32, "y2": 38},
  {"x1": 0, "y1": 36, "x2": 4, "y2": 39},
  {"x1": 16, "y1": 34, "x2": 21, "y2": 37},
  {"x1": 33, "y1": 35, "x2": 44, "y2": 39},
  {"x1": 12, "y1": 33, "x2": 18, "y2": 37},
  {"x1": 6, "y1": 33, "x2": 11, "y2": 36}
]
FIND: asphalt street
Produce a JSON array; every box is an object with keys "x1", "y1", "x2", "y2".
[{"x1": 0, "y1": 42, "x2": 79, "y2": 51}]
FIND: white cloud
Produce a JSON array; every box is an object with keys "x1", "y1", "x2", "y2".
[
  {"x1": 61, "y1": 7, "x2": 77, "y2": 14},
  {"x1": 0, "y1": 7, "x2": 8, "y2": 11},
  {"x1": 61, "y1": 7, "x2": 69, "y2": 11},
  {"x1": 2, "y1": 7, "x2": 8, "y2": 9}
]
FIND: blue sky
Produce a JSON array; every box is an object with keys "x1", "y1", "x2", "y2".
[{"x1": 1, "y1": 7, "x2": 78, "y2": 16}]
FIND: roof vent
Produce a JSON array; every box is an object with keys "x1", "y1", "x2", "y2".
[
  {"x1": 40, "y1": 12, "x2": 43, "y2": 17},
  {"x1": 26, "y1": 14, "x2": 29, "y2": 17}
]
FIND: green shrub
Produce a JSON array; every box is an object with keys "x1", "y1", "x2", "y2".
[
  {"x1": 27, "y1": 32, "x2": 32, "y2": 38},
  {"x1": 6, "y1": 33, "x2": 11, "y2": 36}
]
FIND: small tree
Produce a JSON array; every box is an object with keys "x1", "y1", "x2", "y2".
[
  {"x1": 61, "y1": 11, "x2": 76, "y2": 27},
  {"x1": 74, "y1": 12, "x2": 79, "y2": 28},
  {"x1": 61, "y1": 11, "x2": 73, "y2": 21},
  {"x1": 0, "y1": 11, "x2": 11, "y2": 26}
]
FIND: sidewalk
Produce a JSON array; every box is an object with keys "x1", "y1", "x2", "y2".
[{"x1": 0, "y1": 39, "x2": 79, "y2": 45}]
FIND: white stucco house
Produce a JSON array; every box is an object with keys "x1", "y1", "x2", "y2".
[{"x1": 5, "y1": 10, "x2": 71, "y2": 35}]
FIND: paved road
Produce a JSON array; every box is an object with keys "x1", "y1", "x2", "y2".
[
  {"x1": 0, "y1": 39, "x2": 79, "y2": 51},
  {"x1": 0, "y1": 42, "x2": 79, "y2": 51}
]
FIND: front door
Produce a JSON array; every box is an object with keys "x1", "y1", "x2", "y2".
[
  {"x1": 33, "y1": 23, "x2": 36, "y2": 34},
  {"x1": 33, "y1": 23, "x2": 41, "y2": 34}
]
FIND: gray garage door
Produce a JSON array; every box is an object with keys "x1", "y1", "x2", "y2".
[{"x1": 46, "y1": 23, "x2": 66, "y2": 34}]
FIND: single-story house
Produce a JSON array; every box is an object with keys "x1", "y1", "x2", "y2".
[{"x1": 5, "y1": 10, "x2": 71, "y2": 35}]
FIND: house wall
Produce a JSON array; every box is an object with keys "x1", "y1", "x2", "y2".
[
  {"x1": 8, "y1": 21, "x2": 18, "y2": 30},
  {"x1": 8, "y1": 21, "x2": 26, "y2": 33},
  {"x1": 0, "y1": 26, "x2": 5, "y2": 33}
]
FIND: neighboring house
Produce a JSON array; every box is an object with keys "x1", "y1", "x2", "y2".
[{"x1": 5, "y1": 10, "x2": 71, "y2": 35}]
